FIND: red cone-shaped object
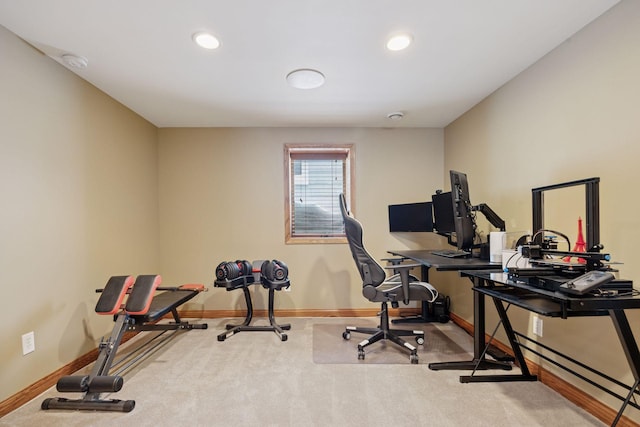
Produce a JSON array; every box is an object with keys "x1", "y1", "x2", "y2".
[
  {"x1": 563, "y1": 217, "x2": 586, "y2": 264},
  {"x1": 574, "y1": 217, "x2": 587, "y2": 253}
]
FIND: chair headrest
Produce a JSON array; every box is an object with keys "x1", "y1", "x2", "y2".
[{"x1": 339, "y1": 193, "x2": 348, "y2": 216}]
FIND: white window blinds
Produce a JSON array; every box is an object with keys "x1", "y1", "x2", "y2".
[
  {"x1": 284, "y1": 145, "x2": 353, "y2": 243},
  {"x1": 291, "y1": 154, "x2": 346, "y2": 236}
]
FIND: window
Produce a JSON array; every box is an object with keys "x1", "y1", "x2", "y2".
[{"x1": 284, "y1": 144, "x2": 354, "y2": 244}]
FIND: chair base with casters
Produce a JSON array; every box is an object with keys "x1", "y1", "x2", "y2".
[{"x1": 342, "y1": 301, "x2": 424, "y2": 364}]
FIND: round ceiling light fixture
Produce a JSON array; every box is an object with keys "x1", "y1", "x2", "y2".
[
  {"x1": 387, "y1": 111, "x2": 405, "y2": 120},
  {"x1": 193, "y1": 32, "x2": 220, "y2": 49},
  {"x1": 286, "y1": 68, "x2": 325, "y2": 89},
  {"x1": 386, "y1": 33, "x2": 413, "y2": 51},
  {"x1": 61, "y1": 53, "x2": 88, "y2": 69}
]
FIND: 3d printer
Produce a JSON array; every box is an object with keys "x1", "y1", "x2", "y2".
[{"x1": 506, "y1": 177, "x2": 632, "y2": 294}]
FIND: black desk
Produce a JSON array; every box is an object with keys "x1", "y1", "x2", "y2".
[
  {"x1": 462, "y1": 271, "x2": 640, "y2": 426},
  {"x1": 387, "y1": 249, "x2": 510, "y2": 371}
]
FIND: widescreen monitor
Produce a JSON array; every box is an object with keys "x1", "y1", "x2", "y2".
[{"x1": 388, "y1": 202, "x2": 434, "y2": 232}]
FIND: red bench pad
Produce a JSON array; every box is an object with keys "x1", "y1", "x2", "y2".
[
  {"x1": 125, "y1": 275, "x2": 162, "y2": 315},
  {"x1": 95, "y1": 276, "x2": 135, "y2": 315}
]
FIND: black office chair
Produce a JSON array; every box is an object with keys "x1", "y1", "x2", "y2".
[{"x1": 339, "y1": 193, "x2": 438, "y2": 364}]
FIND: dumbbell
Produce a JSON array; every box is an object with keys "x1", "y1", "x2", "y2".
[
  {"x1": 215, "y1": 260, "x2": 252, "y2": 281},
  {"x1": 260, "y1": 259, "x2": 288, "y2": 281}
]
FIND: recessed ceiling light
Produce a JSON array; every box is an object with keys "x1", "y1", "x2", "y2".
[
  {"x1": 286, "y1": 69, "x2": 325, "y2": 89},
  {"x1": 193, "y1": 32, "x2": 220, "y2": 49},
  {"x1": 61, "y1": 53, "x2": 88, "y2": 69},
  {"x1": 386, "y1": 34, "x2": 413, "y2": 51},
  {"x1": 387, "y1": 112, "x2": 404, "y2": 120}
]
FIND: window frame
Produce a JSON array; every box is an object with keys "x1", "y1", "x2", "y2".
[{"x1": 284, "y1": 143, "x2": 355, "y2": 244}]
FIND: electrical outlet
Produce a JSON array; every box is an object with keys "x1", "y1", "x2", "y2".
[
  {"x1": 22, "y1": 331, "x2": 35, "y2": 355},
  {"x1": 532, "y1": 316, "x2": 543, "y2": 337}
]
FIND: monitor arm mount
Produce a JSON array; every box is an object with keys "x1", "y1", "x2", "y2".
[{"x1": 472, "y1": 203, "x2": 506, "y2": 231}]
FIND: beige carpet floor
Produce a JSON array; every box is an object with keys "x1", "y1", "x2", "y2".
[{"x1": 0, "y1": 317, "x2": 605, "y2": 426}]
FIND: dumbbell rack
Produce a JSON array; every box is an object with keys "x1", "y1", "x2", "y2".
[{"x1": 214, "y1": 272, "x2": 291, "y2": 341}]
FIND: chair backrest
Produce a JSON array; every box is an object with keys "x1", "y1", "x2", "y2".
[{"x1": 339, "y1": 194, "x2": 386, "y2": 288}]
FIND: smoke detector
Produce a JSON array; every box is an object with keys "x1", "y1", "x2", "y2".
[
  {"x1": 61, "y1": 54, "x2": 88, "y2": 69},
  {"x1": 387, "y1": 112, "x2": 404, "y2": 120}
]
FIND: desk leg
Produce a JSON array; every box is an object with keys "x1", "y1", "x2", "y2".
[
  {"x1": 429, "y1": 276, "x2": 513, "y2": 372},
  {"x1": 393, "y1": 265, "x2": 440, "y2": 324},
  {"x1": 460, "y1": 295, "x2": 537, "y2": 383},
  {"x1": 609, "y1": 309, "x2": 640, "y2": 426}
]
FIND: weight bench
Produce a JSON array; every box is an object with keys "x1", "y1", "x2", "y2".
[
  {"x1": 215, "y1": 260, "x2": 291, "y2": 342},
  {"x1": 41, "y1": 275, "x2": 207, "y2": 413}
]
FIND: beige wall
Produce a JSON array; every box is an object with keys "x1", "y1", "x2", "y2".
[
  {"x1": 157, "y1": 127, "x2": 444, "y2": 312},
  {"x1": 443, "y1": 0, "x2": 640, "y2": 419},
  {"x1": 0, "y1": 27, "x2": 159, "y2": 401}
]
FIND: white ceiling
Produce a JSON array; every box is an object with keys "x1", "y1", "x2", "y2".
[{"x1": 0, "y1": 0, "x2": 620, "y2": 128}]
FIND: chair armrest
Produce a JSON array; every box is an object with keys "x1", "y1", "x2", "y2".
[
  {"x1": 383, "y1": 258, "x2": 414, "y2": 275},
  {"x1": 383, "y1": 264, "x2": 419, "y2": 305}
]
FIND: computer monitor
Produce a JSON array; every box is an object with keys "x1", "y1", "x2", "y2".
[
  {"x1": 431, "y1": 191, "x2": 455, "y2": 236},
  {"x1": 450, "y1": 170, "x2": 476, "y2": 251},
  {"x1": 388, "y1": 202, "x2": 433, "y2": 232}
]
